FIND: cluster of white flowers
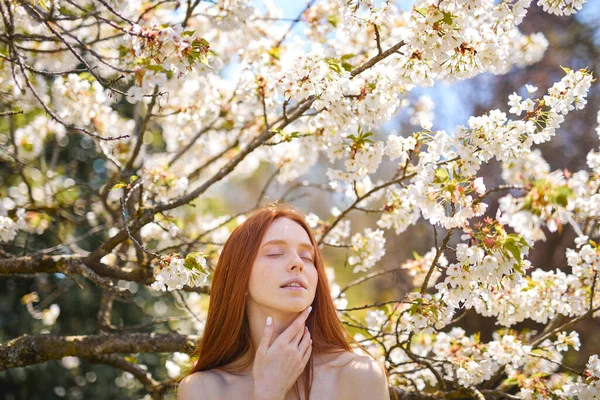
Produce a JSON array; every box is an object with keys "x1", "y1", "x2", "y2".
[
  {"x1": 327, "y1": 140, "x2": 384, "y2": 184},
  {"x1": 52, "y1": 74, "x2": 113, "y2": 127},
  {"x1": 537, "y1": 0, "x2": 587, "y2": 15},
  {"x1": 365, "y1": 309, "x2": 389, "y2": 333},
  {"x1": 429, "y1": 329, "x2": 533, "y2": 387},
  {"x1": 400, "y1": 291, "x2": 454, "y2": 333},
  {"x1": 403, "y1": 0, "x2": 547, "y2": 82},
  {"x1": 376, "y1": 187, "x2": 421, "y2": 235},
  {"x1": 562, "y1": 354, "x2": 600, "y2": 399},
  {"x1": 126, "y1": 23, "x2": 213, "y2": 98},
  {"x1": 498, "y1": 170, "x2": 572, "y2": 242},
  {"x1": 13, "y1": 116, "x2": 65, "y2": 160},
  {"x1": 384, "y1": 132, "x2": 417, "y2": 165},
  {"x1": 435, "y1": 222, "x2": 535, "y2": 326},
  {"x1": 330, "y1": 0, "x2": 396, "y2": 37},
  {"x1": 566, "y1": 237, "x2": 600, "y2": 291},
  {"x1": 487, "y1": 333, "x2": 532, "y2": 369},
  {"x1": 278, "y1": 46, "x2": 351, "y2": 111},
  {"x1": 452, "y1": 71, "x2": 592, "y2": 170},
  {"x1": 348, "y1": 228, "x2": 386, "y2": 273},
  {"x1": 569, "y1": 163, "x2": 600, "y2": 230},
  {"x1": 554, "y1": 331, "x2": 581, "y2": 352},
  {"x1": 151, "y1": 254, "x2": 209, "y2": 292},
  {"x1": 392, "y1": 328, "x2": 536, "y2": 389},
  {"x1": 413, "y1": 148, "x2": 489, "y2": 229},
  {"x1": 501, "y1": 148, "x2": 550, "y2": 186},
  {"x1": 438, "y1": 236, "x2": 598, "y2": 328},
  {"x1": 138, "y1": 163, "x2": 190, "y2": 204},
  {"x1": 0, "y1": 201, "x2": 25, "y2": 243},
  {"x1": 0, "y1": 215, "x2": 19, "y2": 243}
]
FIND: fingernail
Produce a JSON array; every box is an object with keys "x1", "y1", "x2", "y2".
[
  {"x1": 266, "y1": 316, "x2": 272, "y2": 326},
  {"x1": 307, "y1": 306, "x2": 312, "y2": 313}
]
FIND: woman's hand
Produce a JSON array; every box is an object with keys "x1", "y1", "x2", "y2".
[{"x1": 252, "y1": 306, "x2": 313, "y2": 400}]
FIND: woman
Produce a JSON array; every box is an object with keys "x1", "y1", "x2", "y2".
[{"x1": 178, "y1": 203, "x2": 391, "y2": 400}]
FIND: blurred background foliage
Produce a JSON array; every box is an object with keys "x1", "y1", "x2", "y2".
[{"x1": 1, "y1": 3, "x2": 600, "y2": 399}]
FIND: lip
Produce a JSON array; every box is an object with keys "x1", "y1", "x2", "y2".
[
  {"x1": 281, "y1": 286, "x2": 306, "y2": 292},
  {"x1": 280, "y1": 277, "x2": 307, "y2": 289}
]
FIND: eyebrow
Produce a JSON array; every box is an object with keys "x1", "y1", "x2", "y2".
[{"x1": 262, "y1": 239, "x2": 315, "y2": 254}]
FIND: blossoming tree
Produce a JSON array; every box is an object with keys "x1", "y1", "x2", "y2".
[{"x1": 1, "y1": 0, "x2": 599, "y2": 398}]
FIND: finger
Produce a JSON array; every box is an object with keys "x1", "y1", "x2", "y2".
[
  {"x1": 291, "y1": 326, "x2": 309, "y2": 347},
  {"x1": 279, "y1": 306, "x2": 312, "y2": 344},
  {"x1": 257, "y1": 316, "x2": 274, "y2": 355},
  {"x1": 301, "y1": 335, "x2": 312, "y2": 364},
  {"x1": 297, "y1": 327, "x2": 311, "y2": 349}
]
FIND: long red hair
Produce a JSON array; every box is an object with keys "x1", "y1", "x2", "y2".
[{"x1": 184, "y1": 203, "x2": 384, "y2": 399}]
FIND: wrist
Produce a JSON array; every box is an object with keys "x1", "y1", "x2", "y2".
[
  {"x1": 252, "y1": 392, "x2": 282, "y2": 400},
  {"x1": 252, "y1": 383, "x2": 284, "y2": 400}
]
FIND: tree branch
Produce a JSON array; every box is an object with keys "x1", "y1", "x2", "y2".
[{"x1": 0, "y1": 332, "x2": 195, "y2": 371}]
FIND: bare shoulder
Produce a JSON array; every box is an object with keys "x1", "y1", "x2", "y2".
[
  {"x1": 339, "y1": 353, "x2": 386, "y2": 376},
  {"x1": 177, "y1": 370, "x2": 224, "y2": 400},
  {"x1": 338, "y1": 353, "x2": 390, "y2": 400}
]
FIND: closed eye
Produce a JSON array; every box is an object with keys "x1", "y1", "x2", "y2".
[{"x1": 267, "y1": 254, "x2": 282, "y2": 257}]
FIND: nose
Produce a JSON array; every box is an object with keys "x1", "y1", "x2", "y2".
[{"x1": 289, "y1": 253, "x2": 304, "y2": 271}]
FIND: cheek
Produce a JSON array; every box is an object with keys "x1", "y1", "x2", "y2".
[{"x1": 248, "y1": 261, "x2": 274, "y2": 289}]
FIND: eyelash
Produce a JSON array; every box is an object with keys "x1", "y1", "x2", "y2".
[{"x1": 267, "y1": 254, "x2": 313, "y2": 262}]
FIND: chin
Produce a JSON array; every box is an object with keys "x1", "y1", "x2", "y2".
[{"x1": 273, "y1": 300, "x2": 311, "y2": 313}]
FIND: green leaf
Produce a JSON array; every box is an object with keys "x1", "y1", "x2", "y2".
[
  {"x1": 146, "y1": 64, "x2": 165, "y2": 72},
  {"x1": 554, "y1": 186, "x2": 573, "y2": 207},
  {"x1": 117, "y1": 45, "x2": 130, "y2": 58},
  {"x1": 111, "y1": 182, "x2": 127, "y2": 190},
  {"x1": 434, "y1": 168, "x2": 449, "y2": 182},
  {"x1": 559, "y1": 65, "x2": 571, "y2": 74},
  {"x1": 129, "y1": 175, "x2": 139, "y2": 183},
  {"x1": 505, "y1": 242, "x2": 521, "y2": 262},
  {"x1": 268, "y1": 47, "x2": 281, "y2": 61},
  {"x1": 442, "y1": 12, "x2": 453, "y2": 25},
  {"x1": 198, "y1": 53, "x2": 211, "y2": 68},
  {"x1": 182, "y1": 30, "x2": 196, "y2": 37},
  {"x1": 184, "y1": 252, "x2": 209, "y2": 275},
  {"x1": 341, "y1": 54, "x2": 356, "y2": 60},
  {"x1": 415, "y1": 7, "x2": 428, "y2": 17},
  {"x1": 326, "y1": 59, "x2": 343, "y2": 74},
  {"x1": 327, "y1": 15, "x2": 340, "y2": 27}
]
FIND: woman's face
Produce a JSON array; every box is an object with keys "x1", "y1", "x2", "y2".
[{"x1": 247, "y1": 217, "x2": 318, "y2": 313}]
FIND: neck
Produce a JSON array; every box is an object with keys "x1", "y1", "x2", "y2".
[
  {"x1": 228, "y1": 303, "x2": 308, "y2": 375},
  {"x1": 249, "y1": 308, "x2": 302, "y2": 353}
]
